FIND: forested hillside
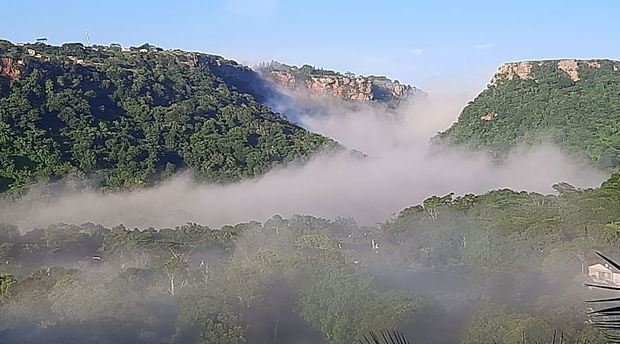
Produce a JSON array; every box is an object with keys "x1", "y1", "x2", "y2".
[
  {"x1": 1, "y1": 173, "x2": 618, "y2": 344},
  {"x1": 380, "y1": 173, "x2": 620, "y2": 344},
  {"x1": 0, "y1": 40, "x2": 333, "y2": 193},
  {"x1": 438, "y1": 59, "x2": 620, "y2": 169}
]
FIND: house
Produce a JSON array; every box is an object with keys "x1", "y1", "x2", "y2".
[{"x1": 588, "y1": 263, "x2": 620, "y2": 285}]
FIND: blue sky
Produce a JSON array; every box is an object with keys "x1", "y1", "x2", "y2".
[{"x1": 1, "y1": 0, "x2": 619, "y2": 90}]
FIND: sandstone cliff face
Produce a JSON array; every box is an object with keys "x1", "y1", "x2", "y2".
[
  {"x1": 258, "y1": 64, "x2": 422, "y2": 104},
  {"x1": 492, "y1": 61, "x2": 535, "y2": 84},
  {"x1": 556, "y1": 60, "x2": 580, "y2": 81},
  {"x1": 269, "y1": 71, "x2": 374, "y2": 101},
  {"x1": 0, "y1": 57, "x2": 25, "y2": 80},
  {"x1": 491, "y1": 59, "x2": 618, "y2": 85},
  {"x1": 378, "y1": 81, "x2": 415, "y2": 98}
]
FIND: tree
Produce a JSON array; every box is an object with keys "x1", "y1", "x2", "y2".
[
  {"x1": 199, "y1": 312, "x2": 245, "y2": 344},
  {"x1": 461, "y1": 308, "x2": 555, "y2": 344},
  {"x1": 422, "y1": 193, "x2": 453, "y2": 220},
  {"x1": 164, "y1": 251, "x2": 189, "y2": 296}
]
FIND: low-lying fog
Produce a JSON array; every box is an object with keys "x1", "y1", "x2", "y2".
[{"x1": 0, "y1": 87, "x2": 607, "y2": 230}]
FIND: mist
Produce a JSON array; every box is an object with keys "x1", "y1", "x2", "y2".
[
  {"x1": 0, "y1": 85, "x2": 612, "y2": 344},
  {"x1": 0, "y1": 86, "x2": 607, "y2": 230}
]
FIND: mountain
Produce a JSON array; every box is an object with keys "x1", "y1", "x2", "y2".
[
  {"x1": 437, "y1": 59, "x2": 620, "y2": 169},
  {"x1": 256, "y1": 61, "x2": 424, "y2": 108},
  {"x1": 0, "y1": 41, "x2": 335, "y2": 193}
]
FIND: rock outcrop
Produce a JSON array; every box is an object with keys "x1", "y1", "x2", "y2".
[
  {"x1": 557, "y1": 60, "x2": 580, "y2": 81},
  {"x1": 491, "y1": 61, "x2": 535, "y2": 84},
  {"x1": 491, "y1": 59, "x2": 617, "y2": 85},
  {"x1": 257, "y1": 62, "x2": 423, "y2": 105},
  {"x1": 0, "y1": 57, "x2": 24, "y2": 80},
  {"x1": 269, "y1": 71, "x2": 375, "y2": 101}
]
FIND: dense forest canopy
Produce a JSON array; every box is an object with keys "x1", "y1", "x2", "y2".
[
  {"x1": 0, "y1": 173, "x2": 618, "y2": 343},
  {"x1": 0, "y1": 40, "x2": 334, "y2": 194},
  {"x1": 437, "y1": 59, "x2": 620, "y2": 170}
]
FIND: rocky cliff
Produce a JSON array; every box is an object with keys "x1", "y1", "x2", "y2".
[
  {"x1": 438, "y1": 58, "x2": 620, "y2": 169},
  {"x1": 0, "y1": 57, "x2": 25, "y2": 80},
  {"x1": 490, "y1": 59, "x2": 619, "y2": 85},
  {"x1": 257, "y1": 62, "x2": 423, "y2": 106}
]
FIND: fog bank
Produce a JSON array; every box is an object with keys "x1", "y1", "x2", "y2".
[{"x1": 0, "y1": 89, "x2": 607, "y2": 230}]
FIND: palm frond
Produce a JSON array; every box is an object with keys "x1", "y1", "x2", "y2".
[
  {"x1": 585, "y1": 283, "x2": 620, "y2": 291},
  {"x1": 585, "y1": 296, "x2": 620, "y2": 303},
  {"x1": 596, "y1": 252, "x2": 620, "y2": 271},
  {"x1": 358, "y1": 329, "x2": 410, "y2": 344}
]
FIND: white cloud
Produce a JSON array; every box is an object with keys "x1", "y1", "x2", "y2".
[
  {"x1": 408, "y1": 48, "x2": 423, "y2": 56},
  {"x1": 474, "y1": 43, "x2": 494, "y2": 49}
]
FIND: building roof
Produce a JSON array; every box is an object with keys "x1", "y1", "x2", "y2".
[{"x1": 589, "y1": 263, "x2": 614, "y2": 273}]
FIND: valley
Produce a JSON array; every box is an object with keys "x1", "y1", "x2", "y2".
[{"x1": 0, "y1": 39, "x2": 619, "y2": 344}]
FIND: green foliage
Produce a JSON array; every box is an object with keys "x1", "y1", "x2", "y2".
[
  {"x1": 379, "y1": 174, "x2": 620, "y2": 343},
  {"x1": 0, "y1": 40, "x2": 333, "y2": 193},
  {"x1": 0, "y1": 215, "x2": 416, "y2": 344},
  {"x1": 293, "y1": 243, "x2": 416, "y2": 344},
  {"x1": 0, "y1": 273, "x2": 16, "y2": 302},
  {"x1": 48, "y1": 276, "x2": 114, "y2": 322},
  {"x1": 438, "y1": 59, "x2": 620, "y2": 169},
  {"x1": 461, "y1": 307, "x2": 555, "y2": 344},
  {"x1": 574, "y1": 328, "x2": 607, "y2": 344},
  {"x1": 385, "y1": 174, "x2": 620, "y2": 273},
  {"x1": 199, "y1": 312, "x2": 245, "y2": 344}
]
